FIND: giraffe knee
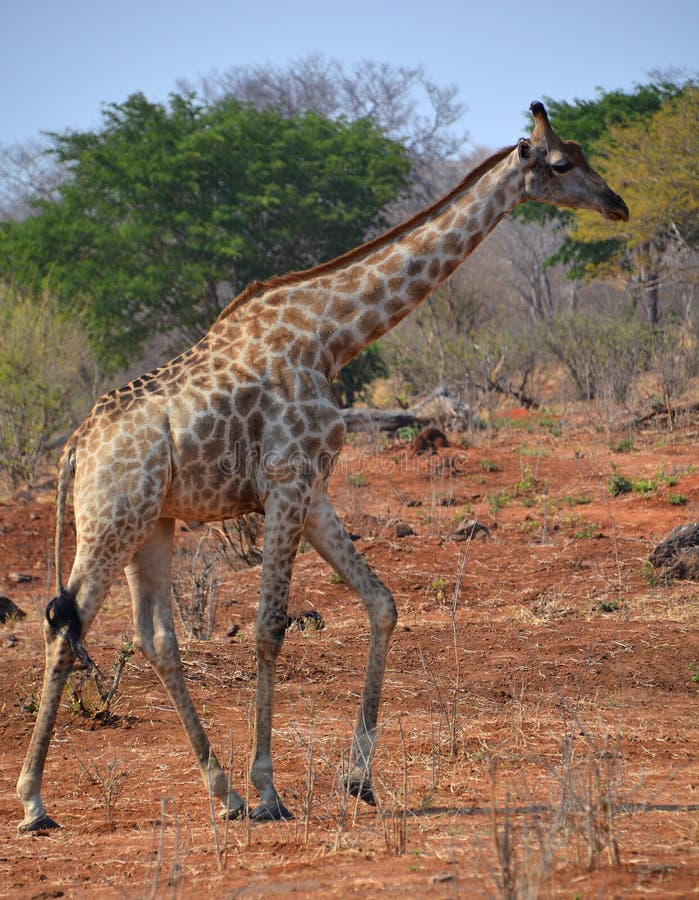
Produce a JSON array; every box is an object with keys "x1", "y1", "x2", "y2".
[
  {"x1": 134, "y1": 624, "x2": 179, "y2": 670},
  {"x1": 132, "y1": 630, "x2": 154, "y2": 662}
]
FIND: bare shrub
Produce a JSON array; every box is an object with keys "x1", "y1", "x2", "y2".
[
  {"x1": 543, "y1": 310, "x2": 652, "y2": 407},
  {"x1": 65, "y1": 639, "x2": 133, "y2": 720},
  {"x1": 554, "y1": 727, "x2": 622, "y2": 870},
  {"x1": 486, "y1": 714, "x2": 625, "y2": 897},
  {"x1": 208, "y1": 515, "x2": 262, "y2": 568},
  {"x1": 78, "y1": 754, "x2": 129, "y2": 825},
  {"x1": 489, "y1": 786, "x2": 555, "y2": 900},
  {"x1": 375, "y1": 718, "x2": 409, "y2": 857},
  {"x1": 388, "y1": 285, "x2": 542, "y2": 431},
  {"x1": 146, "y1": 798, "x2": 189, "y2": 897},
  {"x1": 649, "y1": 323, "x2": 699, "y2": 424},
  {"x1": 172, "y1": 534, "x2": 218, "y2": 640}
]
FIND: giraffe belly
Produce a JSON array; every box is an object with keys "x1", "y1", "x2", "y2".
[{"x1": 161, "y1": 464, "x2": 262, "y2": 523}]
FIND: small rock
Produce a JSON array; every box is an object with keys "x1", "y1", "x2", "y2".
[
  {"x1": 649, "y1": 522, "x2": 699, "y2": 581},
  {"x1": 0, "y1": 596, "x2": 26, "y2": 623},
  {"x1": 9, "y1": 572, "x2": 33, "y2": 584},
  {"x1": 357, "y1": 513, "x2": 381, "y2": 535},
  {"x1": 649, "y1": 522, "x2": 699, "y2": 567},
  {"x1": 395, "y1": 522, "x2": 416, "y2": 538},
  {"x1": 666, "y1": 547, "x2": 699, "y2": 581},
  {"x1": 410, "y1": 427, "x2": 449, "y2": 456},
  {"x1": 286, "y1": 611, "x2": 325, "y2": 632},
  {"x1": 298, "y1": 611, "x2": 325, "y2": 631},
  {"x1": 449, "y1": 519, "x2": 491, "y2": 542}
]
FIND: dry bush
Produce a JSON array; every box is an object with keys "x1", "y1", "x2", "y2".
[
  {"x1": 78, "y1": 755, "x2": 129, "y2": 825},
  {"x1": 208, "y1": 515, "x2": 263, "y2": 568},
  {"x1": 172, "y1": 534, "x2": 219, "y2": 640},
  {"x1": 0, "y1": 285, "x2": 94, "y2": 487}
]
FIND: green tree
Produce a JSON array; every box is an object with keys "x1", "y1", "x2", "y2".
[
  {"x1": 0, "y1": 93, "x2": 410, "y2": 370},
  {"x1": 542, "y1": 79, "x2": 687, "y2": 157},
  {"x1": 332, "y1": 343, "x2": 389, "y2": 408},
  {"x1": 561, "y1": 87, "x2": 698, "y2": 325}
]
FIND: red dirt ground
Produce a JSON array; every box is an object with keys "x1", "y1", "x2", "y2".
[{"x1": 1, "y1": 413, "x2": 697, "y2": 897}]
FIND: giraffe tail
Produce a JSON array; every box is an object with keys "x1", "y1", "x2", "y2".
[
  {"x1": 53, "y1": 442, "x2": 76, "y2": 597},
  {"x1": 44, "y1": 442, "x2": 97, "y2": 670}
]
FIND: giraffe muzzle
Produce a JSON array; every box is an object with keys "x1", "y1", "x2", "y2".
[{"x1": 601, "y1": 192, "x2": 630, "y2": 222}]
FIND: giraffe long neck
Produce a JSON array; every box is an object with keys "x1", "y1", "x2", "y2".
[{"x1": 312, "y1": 146, "x2": 525, "y2": 377}]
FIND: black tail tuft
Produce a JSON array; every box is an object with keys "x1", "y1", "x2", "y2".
[
  {"x1": 46, "y1": 589, "x2": 82, "y2": 653},
  {"x1": 45, "y1": 590, "x2": 100, "y2": 674}
]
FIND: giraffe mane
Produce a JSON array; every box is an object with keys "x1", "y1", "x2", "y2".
[{"x1": 216, "y1": 144, "x2": 516, "y2": 322}]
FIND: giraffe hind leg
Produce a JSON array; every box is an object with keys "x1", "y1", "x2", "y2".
[
  {"x1": 126, "y1": 518, "x2": 246, "y2": 819},
  {"x1": 17, "y1": 590, "x2": 91, "y2": 831},
  {"x1": 17, "y1": 508, "x2": 161, "y2": 832},
  {"x1": 17, "y1": 576, "x2": 111, "y2": 832}
]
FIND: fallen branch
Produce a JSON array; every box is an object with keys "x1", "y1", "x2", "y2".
[{"x1": 341, "y1": 408, "x2": 427, "y2": 433}]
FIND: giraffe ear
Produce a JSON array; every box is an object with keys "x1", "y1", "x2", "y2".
[{"x1": 517, "y1": 138, "x2": 533, "y2": 162}]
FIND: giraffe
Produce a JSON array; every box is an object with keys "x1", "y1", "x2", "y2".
[{"x1": 17, "y1": 102, "x2": 628, "y2": 830}]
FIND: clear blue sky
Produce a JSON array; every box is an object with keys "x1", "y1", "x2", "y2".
[{"x1": 3, "y1": 0, "x2": 697, "y2": 150}]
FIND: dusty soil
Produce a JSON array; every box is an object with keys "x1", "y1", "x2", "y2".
[{"x1": 1, "y1": 411, "x2": 697, "y2": 897}]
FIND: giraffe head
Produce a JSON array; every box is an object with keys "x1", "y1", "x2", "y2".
[{"x1": 517, "y1": 101, "x2": 629, "y2": 221}]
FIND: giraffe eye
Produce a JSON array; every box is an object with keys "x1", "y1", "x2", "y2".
[{"x1": 551, "y1": 160, "x2": 573, "y2": 174}]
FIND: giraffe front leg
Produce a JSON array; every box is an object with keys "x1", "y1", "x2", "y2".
[
  {"x1": 303, "y1": 495, "x2": 397, "y2": 806},
  {"x1": 249, "y1": 486, "x2": 309, "y2": 822}
]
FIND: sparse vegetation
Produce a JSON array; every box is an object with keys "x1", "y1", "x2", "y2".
[
  {"x1": 2, "y1": 417, "x2": 697, "y2": 895},
  {"x1": 608, "y1": 465, "x2": 691, "y2": 500}
]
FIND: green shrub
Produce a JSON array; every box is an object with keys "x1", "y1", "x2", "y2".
[{"x1": 608, "y1": 473, "x2": 633, "y2": 496}]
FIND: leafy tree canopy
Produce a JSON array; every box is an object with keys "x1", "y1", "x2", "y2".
[
  {"x1": 0, "y1": 92, "x2": 411, "y2": 370},
  {"x1": 573, "y1": 86, "x2": 698, "y2": 255},
  {"x1": 541, "y1": 78, "x2": 688, "y2": 157},
  {"x1": 549, "y1": 83, "x2": 698, "y2": 326}
]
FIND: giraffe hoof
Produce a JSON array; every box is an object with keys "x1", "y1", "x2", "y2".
[
  {"x1": 250, "y1": 800, "x2": 294, "y2": 822},
  {"x1": 348, "y1": 778, "x2": 377, "y2": 806},
  {"x1": 18, "y1": 814, "x2": 60, "y2": 833},
  {"x1": 221, "y1": 804, "x2": 248, "y2": 821}
]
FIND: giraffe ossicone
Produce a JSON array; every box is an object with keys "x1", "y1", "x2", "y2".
[{"x1": 17, "y1": 102, "x2": 628, "y2": 830}]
